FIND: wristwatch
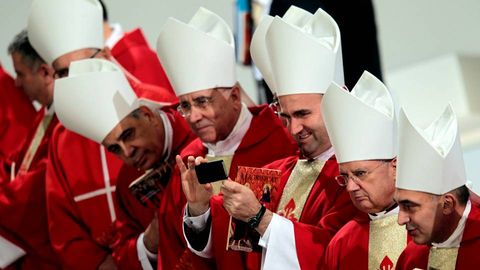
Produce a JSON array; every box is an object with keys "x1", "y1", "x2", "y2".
[{"x1": 247, "y1": 204, "x2": 266, "y2": 229}]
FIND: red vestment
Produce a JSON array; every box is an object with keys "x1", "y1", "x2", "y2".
[
  {"x1": 0, "y1": 108, "x2": 60, "y2": 270},
  {"x1": 323, "y1": 213, "x2": 410, "y2": 270},
  {"x1": 396, "y1": 198, "x2": 480, "y2": 270},
  {"x1": 157, "y1": 105, "x2": 298, "y2": 269},
  {"x1": 45, "y1": 80, "x2": 176, "y2": 269},
  {"x1": 0, "y1": 66, "x2": 36, "y2": 175},
  {"x1": 111, "y1": 28, "x2": 174, "y2": 94},
  {"x1": 209, "y1": 155, "x2": 357, "y2": 270},
  {"x1": 111, "y1": 108, "x2": 196, "y2": 270}
]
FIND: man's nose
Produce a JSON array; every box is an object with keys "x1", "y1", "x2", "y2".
[
  {"x1": 397, "y1": 209, "x2": 409, "y2": 226},
  {"x1": 289, "y1": 118, "x2": 303, "y2": 136},
  {"x1": 346, "y1": 176, "x2": 359, "y2": 192},
  {"x1": 188, "y1": 106, "x2": 203, "y2": 123}
]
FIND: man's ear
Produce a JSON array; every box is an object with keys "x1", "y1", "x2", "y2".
[
  {"x1": 442, "y1": 193, "x2": 457, "y2": 215},
  {"x1": 38, "y1": 63, "x2": 55, "y2": 85},
  {"x1": 38, "y1": 63, "x2": 53, "y2": 77},
  {"x1": 392, "y1": 157, "x2": 397, "y2": 175},
  {"x1": 230, "y1": 83, "x2": 243, "y2": 110},
  {"x1": 139, "y1": 106, "x2": 154, "y2": 121}
]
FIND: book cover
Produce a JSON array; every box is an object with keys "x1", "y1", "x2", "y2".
[
  {"x1": 226, "y1": 166, "x2": 282, "y2": 252},
  {"x1": 128, "y1": 162, "x2": 172, "y2": 208}
]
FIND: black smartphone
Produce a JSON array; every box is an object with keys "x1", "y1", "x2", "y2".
[{"x1": 195, "y1": 160, "x2": 228, "y2": 184}]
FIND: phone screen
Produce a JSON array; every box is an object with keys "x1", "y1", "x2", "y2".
[{"x1": 195, "y1": 160, "x2": 228, "y2": 184}]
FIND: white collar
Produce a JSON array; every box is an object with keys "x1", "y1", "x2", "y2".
[
  {"x1": 369, "y1": 205, "x2": 399, "y2": 221},
  {"x1": 105, "y1": 23, "x2": 124, "y2": 49},
  {"x1": 432, "y1": 200, "x2": 472, "y2": 248},
  {"x1": 156, "y1": 109, "x2": 173, "y2": 161},
  {"x1": 310, "y1": 146, "x2": 335, "y2": 161},
  {"x1": 203, "y1": 103, "x2": 253, "y2": 157}
]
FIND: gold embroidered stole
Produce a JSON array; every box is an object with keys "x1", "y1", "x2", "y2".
[
  {"x1": 17, "y1": 113, "x2": 54, "y2": 176},
  {"x1": 368, "y1": 214, "x2": 408, "y2": 270},
  {"x1": 427, "y1": 247, "x2": 458, "y2": 270},
  {"x1": 276, "y1": 159, "x2": 325, "y2": 221},
  {"x1": 206, "y1": 155, "x2": 233, "y2": 195}
]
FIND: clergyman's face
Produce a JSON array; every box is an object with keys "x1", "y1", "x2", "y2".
[
  {"x1": 278, "y1": 94, "x2": 330, "y2": 159},
  {"x1": 12, "y1": 52, "x2": 52, "y2": 106},
  {"x1": 339, "y1": 159, "x2": 396, "y2": 213},
  {"x1": 178, "y1": 87, "x2": 241, "y2": 143},
  {"x1": 102, "y1": 107, "x2": 165, "y2": 171},
  {"x1": 395, "y1": 188, "x2": 442, "y2": 245}
]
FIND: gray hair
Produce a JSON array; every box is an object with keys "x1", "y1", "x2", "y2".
[{"x1": 8, "y1": 29, "x2": 45, "y2": 71}]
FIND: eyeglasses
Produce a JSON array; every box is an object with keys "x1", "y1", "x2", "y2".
[
  {"x1": 53, "y1": 49, "x2": 101, "y2": 79},
  {"x1": 335, "y1": 161, "x2": 390, "y2": 187},
  {"x1": 176, "y1": 87, "x2": 232, "y2": 118}
]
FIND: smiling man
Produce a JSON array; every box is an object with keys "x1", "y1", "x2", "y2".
[
  {"x1": 321, "y1": 71, "x2": 409, "y2": 270},
  {"x1": 394, "y1": 105, "x2": 480, "y2": 270},
  {"x1": 177, "y1": 6, "x2": 357, "y2": 270},
  {"x1": 156, "y1": 7, "x2": 297, "y2": 269}
]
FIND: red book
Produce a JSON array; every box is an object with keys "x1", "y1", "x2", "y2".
[{"x1": 226, "y1": 166, "x2": 282, "y2": 252}]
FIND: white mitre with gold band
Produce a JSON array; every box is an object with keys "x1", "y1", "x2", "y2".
[
  {"x1": 322, "y1": 71, "x2": 396, "y2": 163},
  {"x1": 266, "y1": 5, "x2": 344, "y2": 96},
  {"x1": 27, "y1": 0, "x2": 103, "y2": 65},
  {"x1": 156, "y1": 7, "x2": 236, "y2": 96},
  {"x1": 397, "y1": 105, "x2": 467, "y2": 195},
  {"x1": 54, "y1": 59, "x2": 139, "y2": 144},
  {"x1": 251, "y1": 15, "x2": 276, "y2": 94}
]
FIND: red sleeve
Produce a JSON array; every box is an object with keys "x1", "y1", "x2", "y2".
[
  {"x1": 0, "y1": 69, "x2": 36, "y2": 161},
  {"x1": 45, "y1": 129, "x2": 108, "y2": 269},
  {"x1": 293, "y1": 193, "x2": 356, "y2": 269},
  {"x1": 0, "y1": 160, "x2": 59, "y2": 267},
  {"x1": 111, "y1": 167, "x2": 154, "y2": 270},
  {"x1": 395, "y1": 242, "x2": 428, "y2": 270},
  {"x1": 293, "y1": 161, "x2": 359, "y2": 269},
  {"x1": 111, "y1": 29, "x2": 174, "y2": 93},
  {"x1": 322, "y1": 229, "x2": 342, "y2": 270}
]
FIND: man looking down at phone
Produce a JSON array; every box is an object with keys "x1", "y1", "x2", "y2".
[
  {"x1": 54, "y1": 58, "x2": 196, "y2": 270},
  {"x1": 155, "y1": 7, "x2": 297, "y2": 269},
  {"x1": 170, "y1": 6, "x2": 357, "y2": 270}
]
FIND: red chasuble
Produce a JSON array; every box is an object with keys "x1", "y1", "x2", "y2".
[
  {"x1": 45, "y1": 81, "x2": 176, "y2": 269},
  {"x1": 0, "y1": 66, "x2": 36, "y2": 170},
  {"x1": 396, "y1": 198, "x2": 480, "y2": 270},
  {"x1": 111, "y1": 108, "x2": 196, "y2": 270},
  {"x1": 0, "y1": 107, "x2": 60, "y2": 270},
  {"x1": 323, "y1": 213, "x2": 410, "y2": 270},
  {"x1": 156, "y1": 105, "x2": 298, "y2": 269},
  {"x1": 207, "y1": 155, "x2": 357, "y2": 270},
  {"x1": 111, "y1": 28, "x2": 174, "y2": 94}
]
